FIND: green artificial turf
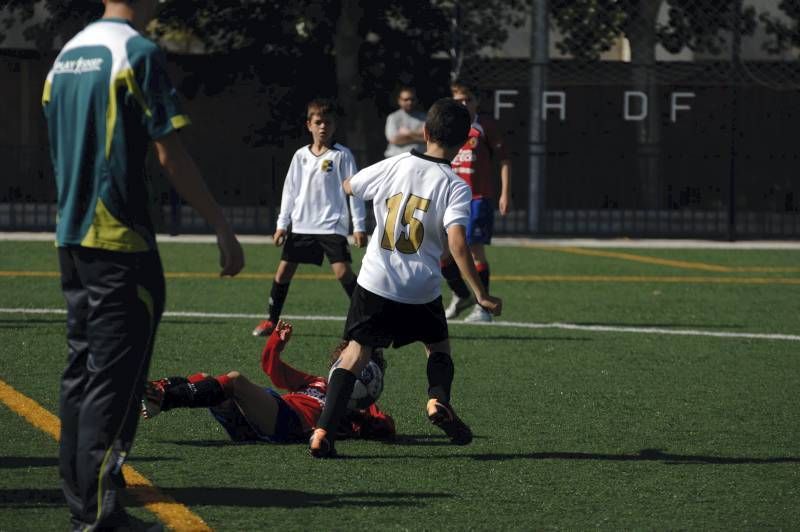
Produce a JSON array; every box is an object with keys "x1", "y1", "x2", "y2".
[{"x1": 1, "y1": 240, "x2": 798, "y2": 530}]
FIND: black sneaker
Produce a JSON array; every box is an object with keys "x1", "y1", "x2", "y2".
[
  {"x1": 141, "y1": 379, "x2": 168, "y2": 419},
  {"x1": 427, "y1": 399, "x2": 473, "y2": 445}
]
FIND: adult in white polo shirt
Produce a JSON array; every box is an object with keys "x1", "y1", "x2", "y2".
[{"x1": 384, "y1": 86, "x2": 426, "y2": 157}]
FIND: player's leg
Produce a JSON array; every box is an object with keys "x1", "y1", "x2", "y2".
[
  {"x1": 464, "y1": 199, "x2": 494, "y2": 323},
  {"x1": 311, "y1": 284, "x2": 389, "y2": 457},
  {"x1": 142, "y1": 372, "x2": 229, "y2": 418},
  {"x1": 226, "y1": 371, "x2": 280, "y2": 436},
  {"x1": 330, "y1": 261, "x2": 357, "y2": 296},
  {"x1": 254, "y1": 233, "x2": 322, "y2": 336},
  {"x1": 57, "y1": 247, "x2": 91, "y2": 526},
  {"x1": 423, "y1": 340, "x2": 473, "y2": 445},
  {"x1": 311, "y1": 339, "x2": 372, "y2": 457},
  {"x1": 411, "y1": 295, "x2": 473, "y2": 445},
  {"x1": 71, "y1": 248, "x2": 165, "y2": 529},
  {"x1": 322, "y1": 235, "x2": 357, "y2": 297}
]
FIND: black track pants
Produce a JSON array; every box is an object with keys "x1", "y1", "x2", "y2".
[{"x1": 57, "y1": 246, "x2": 165, "y2": 530}]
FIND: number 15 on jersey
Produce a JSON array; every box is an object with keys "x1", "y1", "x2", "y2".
[{"x1": 380, "y1": 193, "x2": 431, "y2": 254}]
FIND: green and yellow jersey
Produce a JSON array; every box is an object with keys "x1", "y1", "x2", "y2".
[{"x1": 42, "y1": 18, "x2": 190, "y2": 252}]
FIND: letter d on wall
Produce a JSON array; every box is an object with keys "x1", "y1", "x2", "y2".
[{"x1": 624, "y1": 91, "x2": 647, "y2": 121}]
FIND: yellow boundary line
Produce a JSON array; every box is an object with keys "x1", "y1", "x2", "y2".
[
  {"x1": 0, "y1": 378, "x2": 211, "y2": 532},
  {"x1": 536, "y1": 246, "x2": 800, "y2": 273},
  {"x1": 2, "y1": 270, "x2": 800, "y2": 284},
  {"x1": 544, "y1": 247, "x2": 733, "y2": 272}
]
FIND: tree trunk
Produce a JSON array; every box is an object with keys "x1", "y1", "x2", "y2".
[{"x1": 334, "y1": 0, "x2": 370, "y2": 166}]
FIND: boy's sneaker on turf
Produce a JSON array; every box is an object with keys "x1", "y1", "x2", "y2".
[
  {"x1": 445, "y1": 294, "x2": 475, "y2": 319},
  {"x1": 464, "y1": 304, "x2": 492, "y2": 323},
  {"x1": 308, "y1": 428, "x2": 337, "y2": 458},
  {"x1": 427, "y1": 398, "x2": 473, "y2": 445},
  {"x1": 141, "y1": 379, "x2": 168, "y2": 419},
  {"x1": 252, "y1": 319, "x2": 275, "y2": 337}
]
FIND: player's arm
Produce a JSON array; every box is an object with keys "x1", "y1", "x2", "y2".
[
  {"x1": 275, "y1": 155, "x2": 301, "y2": 246},
  {"x1": 154, "y1": 133, "x2": 244, "y2": 277},
  {"x1": 483, "y1": 116, "x2": 512, "y2": 216},
  {"x1": 342, "y1": 177, "x2": 354, "y2": 196},
  {"x1": 260, "y1": 321, "x2": 318, "y2": 390},
  {"x1": 342, "y1": 152, "x2": 367, "y2": 247},
  {"x1": 498, "y1": 158, "x2": 512, "y2": 216},
  {"x1": 447, "y1": 224, "x2": 502, "y2": 316}
]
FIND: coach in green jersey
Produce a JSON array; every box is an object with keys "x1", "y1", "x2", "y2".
[{"x1": 42, "y1": 1, "x2": 245, "y2": 529}]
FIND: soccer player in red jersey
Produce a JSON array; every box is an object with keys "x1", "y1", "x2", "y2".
[
  {"x1": 443, "y1": 81, "x2": 512, "y2": 323},
  {"x1": 141, "y1": 321, "x2": 394, "y2": 443}
]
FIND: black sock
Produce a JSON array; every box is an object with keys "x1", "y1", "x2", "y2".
[
  {"x1": 441, "y1": 260, "x2": 470, "y2": 298},
  {"x1": 340, "y1": 274, "x2": 357, "y2": 298},
  {"x1": 478, "y1": 264, "x2": 490, "y2": 291},
  {"x1": 165, "y1": 376, "x2": 189, "y2": 387},
  {"x1": 427, "y1": 352, "x2": 454, "y2": 404},
  {"x1": 162, "y1": 378, "x2": 227, "y2": 411},
  {"x1": 317, "y1": 368, "x2": 357, "y2": 437},
  {"x1": 268, "y1": 281, "x2": 290, "y2": 322}
]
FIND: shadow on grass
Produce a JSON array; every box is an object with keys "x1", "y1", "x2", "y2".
[
  {"x1": 130, "y1": 486, "x2": 452, "y2": 508},
  {"x1": 361, "y1": 448, "x2": 800, "y2": 465},
  {"x1": 0, "y1": 456, "x2": 178, "y2": 469}
]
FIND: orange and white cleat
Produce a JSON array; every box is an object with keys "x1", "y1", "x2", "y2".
[{"x1": 427, "y1": 398, "x2": 473, "y2": 445}]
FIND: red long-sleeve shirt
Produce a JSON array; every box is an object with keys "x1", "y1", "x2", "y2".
[
  {"x1": 260, "y1": 331, "x2": 395, "y2": 439},
  {"x1": 450, "y1": 114, "x2": 509, "y2": 200}
]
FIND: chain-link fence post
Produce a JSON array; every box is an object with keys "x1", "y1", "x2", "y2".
[{"x1": 528, "y1": 0, "x2": 549, "y2": 234}]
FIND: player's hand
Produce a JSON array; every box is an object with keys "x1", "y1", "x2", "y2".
[
  {"x1": 477, "y1": 295, "x2": 503, "y2": 317},
  {"x1": 499, "y1": 193, "x2": 511, "y2": 216},
  {"x1": 273, "y1": 229, "x2": 287, "y2": 247},
  {"x1": 216, "y1": 226, "x2": 245, "y2": 277},
  {"x1": 353, "y1": 231, "x2": 367, "y2": 248},
  {"x1": 274, "y1": 320, "x2": 293, "y2": 343}
]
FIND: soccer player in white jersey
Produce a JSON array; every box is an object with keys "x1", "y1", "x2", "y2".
[
  {"x1": 309, "y1": 98, "x2": 503, "y2": 458},
  {"x1": 252, "y1": 99, "x2": 367, "y2": 337}
]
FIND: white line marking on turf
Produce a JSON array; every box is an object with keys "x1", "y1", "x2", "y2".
[{"x1": 3, "y1": 307, "x2": 800, "y2": 342}]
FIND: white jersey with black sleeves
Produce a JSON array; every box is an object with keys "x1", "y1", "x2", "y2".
[
  {"x1": 276, "y1": 143, "x2": 366, "y2": 236},
  {"x1": 349, "y1": 149, "x2": 471, "y2": 304}
]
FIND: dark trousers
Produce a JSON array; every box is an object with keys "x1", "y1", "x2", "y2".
[{"x1": 57, "y1": 246, "x2": 165, "y2": 529}]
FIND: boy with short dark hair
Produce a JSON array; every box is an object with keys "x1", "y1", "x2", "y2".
[
  {"x1": 308, "y1": 98, "x2": 503, "y2": 458},
  {"x1": 443, "y1": 81, "x2": 512, "y2": 322},
  {"x1": 252, "y1": 99, "x2": 367, "y2": 337}
]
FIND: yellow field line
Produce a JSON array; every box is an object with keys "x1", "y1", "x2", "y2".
[
  {"x1": 543, "y1": 246, "x2": 734, "y2": 272},
  {"x1": 0, "y1": 378, "x2": 211, "y2": 532}
]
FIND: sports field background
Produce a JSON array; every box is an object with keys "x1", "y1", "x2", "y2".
[{"x1": 1, "y1": 238, "x2": 799, "y2": 530}]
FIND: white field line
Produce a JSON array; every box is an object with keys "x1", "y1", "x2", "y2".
[
  {"x1": 4, "y1": 232, "x2": 800, "y2": 249},
  {"x1": 3, "y1": 307, "x2": 800, "y2": 342}
]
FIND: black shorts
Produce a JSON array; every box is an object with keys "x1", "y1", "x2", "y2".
[
  {"x1": 281, "y1": 233, "x2": 352, "y2": 266},
  {"x1": 343, "y1": 285, "x2": 449, "y2": 349}
]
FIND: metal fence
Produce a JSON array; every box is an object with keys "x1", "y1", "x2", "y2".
[
  {"x1": 455, "y1": 0, "x2": 800, "y2": 238},
  {"x1": 2, "y1": 0, "x2": 799, "y2": 238}
]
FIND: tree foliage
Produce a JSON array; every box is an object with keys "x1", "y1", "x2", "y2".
[
  {"x1": 760, "y1": 0, "x2": 800, "y2": 56},
  {"x1": 550, "y1": 0, "x2": 759, "y2": 61}
]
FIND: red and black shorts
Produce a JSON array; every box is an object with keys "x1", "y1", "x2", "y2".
[{"x1": 281, "y1": 233, "x2": 352, "y2": 266}]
